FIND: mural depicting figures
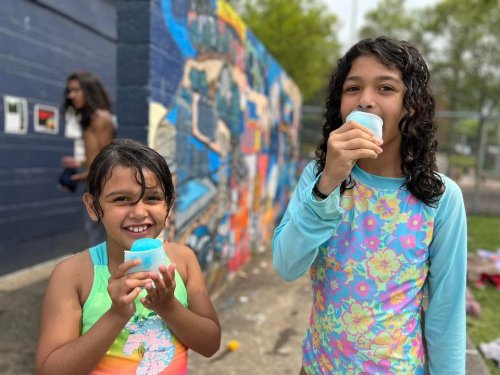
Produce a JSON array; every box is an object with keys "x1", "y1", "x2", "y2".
[{"x1": 148, "y1": 0, "x2": 301, "y2": 290}]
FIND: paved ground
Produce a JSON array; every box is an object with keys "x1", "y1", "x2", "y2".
[
  {"x1": 189, "y1": 252, "x2": 310, "y2": 374},
  {"x1": 0, "y1": 250, "x2": 492, "y2": 374}
]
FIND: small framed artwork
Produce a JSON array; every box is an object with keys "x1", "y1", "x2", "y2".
[
  {"x1": 34, "y1": 104, "x2": 59, "y2": 134},
  {"x1": 3, "y1": 95, "x2": 28, "y2": 134}
]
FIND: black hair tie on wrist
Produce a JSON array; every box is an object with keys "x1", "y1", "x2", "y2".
[{"x1": 313, "y1": 183, "x2": 329, "y2": 200}]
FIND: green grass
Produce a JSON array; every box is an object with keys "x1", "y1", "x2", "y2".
[{"x1": 467, "y1": 215, "x2": 500, "y2": 375}]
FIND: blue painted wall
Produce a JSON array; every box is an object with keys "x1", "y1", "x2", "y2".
[{"x1": 0, "y1": 0, "x2": 117, "y2": 274}]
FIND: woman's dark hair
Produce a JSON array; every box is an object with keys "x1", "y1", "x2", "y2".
[
  {"x1": 316, "y1": 36, "x2": 444, "y2": 206},
  {"x1": 64, "y1": 71, "x2": 112, "y2": 130},
  {"x1": 85, "y1": 139, "x2": 175, "y2": 220}
]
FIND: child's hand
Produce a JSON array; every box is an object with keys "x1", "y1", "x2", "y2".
[
  {"x1": 321, "y1": 121, "x2": 383, "y2": 190},
  {"x1": 107, "y1": 259, "x2": 151, "y2": 320},
  {"x1": 140, "y1": 263, "x2": 177, "y2": 314}
]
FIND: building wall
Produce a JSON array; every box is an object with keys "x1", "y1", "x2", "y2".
[
  {"x1": 0, "y1": 0, "x2": 117, "y2": 274},
  {"x1": 118, "y1": 0, "x2": 301, "y2": 290},
  {"x1": 0, "y1": 0, "x2": 300, "y2": 286},
  {"x1": 119, "y1": 0, "x2": 301, "y2": 287}
]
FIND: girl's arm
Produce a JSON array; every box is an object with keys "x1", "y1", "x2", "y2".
[
  {"x1": 424, "y1": 176, "x2": 467, "y2": 374},
  {"x1": 272, "y1": 161, "x2": 344, "y2": 281},
  {"x1": 144, "y1": 245, "x2": 221, "y2": 357},
  {"x1": 273, "y1": 124, "x2": 382, "y2": 281},
  {"x1": 35, "y1": 255, "x2": 149, "y2": 375}
]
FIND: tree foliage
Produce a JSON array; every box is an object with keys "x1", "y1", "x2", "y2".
[
  {"x1": 425, "y1": 0, "x2": 500, "y2": 113},
  {"x1": 360, "y1": 0, "x2": 500, "y2": 114},
  {"x1": 359, "y1": 0, "x2": 429, "y2": 54},
  {"x1": 229, "y1": 0, "x2": 340, "y2": 103}
]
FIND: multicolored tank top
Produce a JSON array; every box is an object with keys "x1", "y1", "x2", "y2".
[
  {"x1": 302, "y1": 177, "x2": 433, "y2": 374},
  {"x1": 82, "y1": 242, "x2": 188, "y2": 375}
]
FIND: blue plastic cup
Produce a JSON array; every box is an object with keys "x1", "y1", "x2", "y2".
[
  {"x1": 346, "y1": 111, "x2": 383, "y2": 139},
  {"x1": 124, "y1": 238, "x2": 167, "y2": 274}
]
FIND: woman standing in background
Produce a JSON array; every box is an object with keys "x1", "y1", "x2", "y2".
[{"x1": 61, "y1": 71, "x2": 116, "y2": 245}]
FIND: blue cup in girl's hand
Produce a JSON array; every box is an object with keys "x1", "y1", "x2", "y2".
[
  {"x1": 346, "y1": 111, "x2": 383, "y2": 139},
  {"x1": 124, "y1": 238, "x2": 166, "y2": 274}
]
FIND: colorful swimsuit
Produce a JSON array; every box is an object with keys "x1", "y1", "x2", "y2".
[
  {"x1": 273, "y1": 162, "x2": 467, "y2": 374},
  {"x1": 82, "y1": 242, "x2": 188, "y2": 375}
]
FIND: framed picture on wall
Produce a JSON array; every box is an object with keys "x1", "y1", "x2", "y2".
[
  {"x1": 34, "y1": 104, "x2": 59, "y2": 134},
  {"x1": 3, "y1": 95, "x2": 28, "y2": 134}
]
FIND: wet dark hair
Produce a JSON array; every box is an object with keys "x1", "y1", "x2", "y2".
[
  {"x1": 315, "y1": 36, "x2": 444, "y2": 206},
  {"x1": 64, "y1": 71, "x2": 112, "y2": 130},
  {"x1": 85, "y1": 139, "x2": 175, "y2": 219}
]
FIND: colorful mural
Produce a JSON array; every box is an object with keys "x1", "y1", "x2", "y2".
[{"x1": 148, "y1": 0, "x2": 301, "y2": 290}]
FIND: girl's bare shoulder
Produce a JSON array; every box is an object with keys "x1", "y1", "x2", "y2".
[
  {"x1": 49, "y1": 250, "x2": 93, "y2": 293},
  {"x1": 90, "y1": 109, "x2": 114, "y2": 129},
  {"x1": 164, "y1": 242, "x2": 199, "y2": 282},
  {"x1": 92, "y1": 109, "x2": 113, "y2": 121}
]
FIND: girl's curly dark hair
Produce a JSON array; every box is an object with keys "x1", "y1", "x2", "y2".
[{"x1": 315, "y1": 36, "x2": 444, "y2": 206}]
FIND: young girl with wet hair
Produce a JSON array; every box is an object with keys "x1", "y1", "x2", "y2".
[{"x1": 38, "y1": 139, "x2": 221, "y2": 375}]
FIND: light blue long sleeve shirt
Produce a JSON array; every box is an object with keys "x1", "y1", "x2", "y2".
[{"x1": 273, "y1": 161, "x2": 467, "y2": 374}]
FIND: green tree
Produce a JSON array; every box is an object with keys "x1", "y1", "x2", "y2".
[
  {"x1": 230, "y1": 0, "x2": 340, "y2": 103},
  {"x1": 359, "y1": 0, "x2": 431, "y2": 56},
  {"x1": 425, "y1": 0, "x2": 500, "y2": 212},
  {"x1": 425, "y1": 0, "x2": 500, "y2": 113}
]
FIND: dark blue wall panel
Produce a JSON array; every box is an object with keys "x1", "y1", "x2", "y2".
[{"x1": 0, "y1": 0, "x2": 117, "y2": 274}]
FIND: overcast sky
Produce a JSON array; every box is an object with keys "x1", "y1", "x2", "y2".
[{"x1": 327, "y1": 0, "x2": 438, "y2": 51}]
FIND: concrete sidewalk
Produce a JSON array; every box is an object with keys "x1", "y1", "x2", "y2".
[{"x1": 0, "y1": 250, "x2": 492, "y2": 374}]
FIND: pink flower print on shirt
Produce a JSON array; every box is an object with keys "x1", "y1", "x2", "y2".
[
  {"x1": 330, "y1": 332, "x2": 356, "y2": 360},
  {"x1": 410, "y1": 336, "x2": 426, "y2": 362},
  {"x1": 361, "y1": 358, "x2": 391, "y2": 374},
  {"x1": 400, "y1": 234, "x2": 416, "y2": 250},
  {"x1": 366, "y1": 249, "x2": 401, "y2": 282},
  {"x1": 403, "y1": 193, "x2": 419, "y2": 206},
  {"x1": 408, "y1": 214, "x2": 424, "y2": 231},
  {"x1": 351, "y1": 279, "x2": 377, "y2": 301},
  {"x1": 364, "y1": 236, "x2": 380, "y2": 251},
  {"x1": 355, "y1": 212, "x2": 382, "y2": 235}
]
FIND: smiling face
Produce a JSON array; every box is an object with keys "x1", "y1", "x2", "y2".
[
  {"x1": 340, "y1": 55, "x2": 407, "y2": 152},
  {"x1": 66, "y1": 79, "x2": 86, "y2": 110},
  {"x1": 84, "y1": 165, "x2": 169, "y2": 254}
]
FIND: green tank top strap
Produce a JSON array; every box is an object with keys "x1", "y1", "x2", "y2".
[{"x1": 89, "y1": 242, "x2": 107, "y2": 266}]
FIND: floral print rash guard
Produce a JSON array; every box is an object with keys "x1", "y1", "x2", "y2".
[{"x1": 273, "y1": 162, "x2": 466, "y2": 374}]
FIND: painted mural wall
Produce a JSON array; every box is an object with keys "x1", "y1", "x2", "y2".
[{"x1": 147, "y1": 0, "x2": 301, "y2": 289}]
